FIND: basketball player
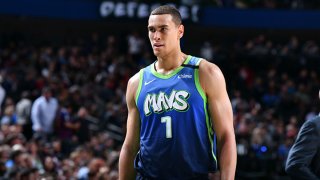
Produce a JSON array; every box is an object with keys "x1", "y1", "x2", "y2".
[{"x1": 119, "y1": 5, "x2": 236, "y2": 179}]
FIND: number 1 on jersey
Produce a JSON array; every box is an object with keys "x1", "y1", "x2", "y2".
[{"x1": 161, "y1": 116, "x2": 172, "y2": 138}]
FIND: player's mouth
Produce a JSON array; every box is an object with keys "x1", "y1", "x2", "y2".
[{"x1": 153, "y1": 43, "x2": 164, "y2": 49}]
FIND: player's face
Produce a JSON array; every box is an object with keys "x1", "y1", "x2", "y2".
[{"x1": 148, "y1": 14, "x2": 183, "y2": 57}]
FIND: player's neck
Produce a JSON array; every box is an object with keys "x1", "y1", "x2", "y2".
[{"x1": 155, "y1": 51, "x2": 187, "y2": 74}]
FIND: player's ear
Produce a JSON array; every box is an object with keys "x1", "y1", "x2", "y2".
[{"x1": 178, "y1": 24, "x2": 184, "y2": 39}]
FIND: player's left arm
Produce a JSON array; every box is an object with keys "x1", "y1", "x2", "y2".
[{"x1": 199, "y1": 60, "x2": 237, "y2": 180}]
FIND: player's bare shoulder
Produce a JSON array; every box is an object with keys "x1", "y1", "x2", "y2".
[
  {"x1": 126, "y1": 71, "x2": 142, "y2": 101},
  {"x1": 198, "y1": 59, "x2": 223, "y2": 76},
  {"x1": 198, "y1": 59, "x2": 226, "y2": 93},
  {"x1": 128, "y1": 72, "x2": 140, "y2": 89}
]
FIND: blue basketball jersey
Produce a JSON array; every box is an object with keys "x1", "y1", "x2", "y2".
[{"x1": 134, "y1": 55, "x2": 218, "y2": 179}]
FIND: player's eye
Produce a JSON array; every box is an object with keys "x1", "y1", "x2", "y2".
[
  {"x1": 161, "y1": 27, "x2": 167, "y2": 32},
  {"x1": 148, "y1": 28, "x2": 155, "y2": 33}
]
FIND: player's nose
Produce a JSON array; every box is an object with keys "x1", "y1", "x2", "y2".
[{"x1": 153, "y1": 31, "x2": 161, "y2": 40}]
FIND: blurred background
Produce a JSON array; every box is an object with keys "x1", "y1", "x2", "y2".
[{"x1": 0, "y1": 0, "x2": 319, "y2": 179}]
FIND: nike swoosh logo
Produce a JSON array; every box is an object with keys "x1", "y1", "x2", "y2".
[{"x1": 144, "y1": 79, "x2": 156, "y2": 86}]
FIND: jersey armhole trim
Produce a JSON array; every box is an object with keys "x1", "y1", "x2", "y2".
[
  {"x1": 196, "y1": 59, "x2": 217, "y2": 166},
  {"x1": 194, "y1": 59, "x2": 207, "y2": 102},
  {"x1": 204, "y1": 102, "x2": 218, "y2": 167},
  {"x1": 135, "y1": 69, "x2": 144, "y2": 104}
]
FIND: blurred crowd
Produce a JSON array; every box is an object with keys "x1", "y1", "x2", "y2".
[
  {"x1": 0, "y1": 32, "x2": 319, "y2": 179},
  {"x1": 0, "y1": 32, "x2": 148, "y2": 179}
]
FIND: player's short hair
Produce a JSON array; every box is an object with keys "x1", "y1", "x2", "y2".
[{"x1": 150, "y1": 5, "x2": 182, "y2": 26}]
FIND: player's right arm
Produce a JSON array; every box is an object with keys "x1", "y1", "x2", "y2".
[{"x1": 119, "y1": 72, "x2": 141, "y2": 180}]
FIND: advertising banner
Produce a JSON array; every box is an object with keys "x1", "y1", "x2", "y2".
[{"x1": 99, "y1": 1, "x2": 200, "y2": 23}]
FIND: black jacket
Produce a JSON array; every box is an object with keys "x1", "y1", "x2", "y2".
[{"x1": 286, "y1": 115, "x2": 320, "y2": 180}]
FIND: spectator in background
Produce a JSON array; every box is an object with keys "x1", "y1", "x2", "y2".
[
  {"x1": 26, "y1": 140, "x2": 43, "y2": 173},
  {"x1": 16, "y1": 91, "x2": 32, "y2": 126},
  {"x1": 74, "y1": 107, "x2": 91, "y2": 144},
  {"x1": 77, "y1": 158, "x2": 106, "y2": 180},
  {"x1": 15, "y1": 91, "x2": 32, "y2": 139},
  {"x1": 56, "y1": 103, "x2": 78, "y2": 141},
  {"x1": 286, "y1": 90, "x2": 320, "y2": 179},
  {"x1": 56, "y1": 103, "x2": 79, "y2": 154},
  {"x1": 41, "y1": 156, "x2": 58, "y2": 179},
  {"x1": 31, "y1": 87, "x2": 58, "y2": 140},
  {"x1": 1, "y1": 105, "x2": 18, "y2": 127},
  {"x1": 2, "y1": 98, "x2": 25, "y2": 134},
  {"x1": 127, "y1": 31, "x2": 145, "y2": 62}
]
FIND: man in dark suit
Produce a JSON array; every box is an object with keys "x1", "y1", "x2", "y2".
[{"x1": 285, "y1": 90, "x2": 320, "y2": 179}]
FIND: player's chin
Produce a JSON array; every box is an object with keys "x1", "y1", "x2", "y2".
[{"x1": 153, "y1": 50, "x2": 162, "y2": 56}]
